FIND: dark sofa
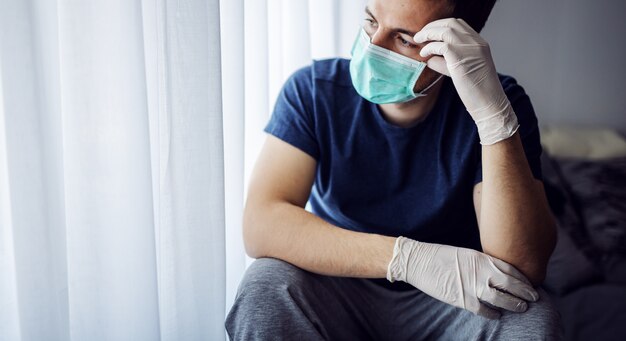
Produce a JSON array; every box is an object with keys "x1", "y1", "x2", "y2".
[{"x1": 541, "y1": 150, "x2": 626, "y2": 341}]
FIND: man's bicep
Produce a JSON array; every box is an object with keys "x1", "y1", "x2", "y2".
[{"x1": 247, "y1": 134, "x2": 317, "y2": 208}]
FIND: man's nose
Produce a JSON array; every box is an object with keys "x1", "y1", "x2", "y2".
[{"x1": 370, "y1": 30, "x2": 392, "y2": 51}]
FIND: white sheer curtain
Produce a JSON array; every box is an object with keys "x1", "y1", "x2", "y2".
[{"x1": 0, "y1": 0, "x2": 364, "y2": 340}]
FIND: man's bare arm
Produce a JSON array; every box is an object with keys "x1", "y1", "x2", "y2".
[
  {"x1": 243, "y1": 135, "x2": 396, "y2": 278},
  {"x1": 474, "y1": 131, "x2": 557, "y2": 285}
]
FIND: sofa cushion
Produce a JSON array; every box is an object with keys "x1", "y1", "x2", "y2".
[
  {"x1": 544, "y1": 225, "x2": 603, "y2": 295},
  {"x1": 557, "y1": 284, "x2": 626, "y2": 341},
  {"x1": 557, "y1": 157, "x2": 626, "y2": 256}
]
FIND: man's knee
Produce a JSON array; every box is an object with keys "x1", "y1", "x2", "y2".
[
  {"x1": 494, "y1": 289, "x2": 563, "y2": 340},
  {"x1": 235, "y1": 257, "x2": 307, "y2": 293},
  {"x1": 224, "y1": 257, "x2": 313, "y2": 340},
  {"x1": 228, "y1": 257, "x2": 307, "y2": 309}
]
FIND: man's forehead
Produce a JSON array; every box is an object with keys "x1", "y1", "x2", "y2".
[{"x1": 366, "y1": 0, "x2": 452, "y2": 32}]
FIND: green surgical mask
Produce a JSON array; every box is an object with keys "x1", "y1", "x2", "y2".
[{"x1": 349, "y1": 28, "x2": 439, "y2": 104}]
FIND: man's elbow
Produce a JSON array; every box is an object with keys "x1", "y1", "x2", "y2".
[
  {"x1": 242, "y1": 202, "x2": 268, "y2": 259},
  {"x1": 519, "y1": 262, "x2": 548, "y2": 287},
  {"x1": 485, "y1": 219, "x2": 558, "y2": 287},
  {"x1": 521, "y1": 220, "x2": 558, "y2": 286},
  {"x1": 486, "y1": 252, "x2": 548, "y2": 286}
]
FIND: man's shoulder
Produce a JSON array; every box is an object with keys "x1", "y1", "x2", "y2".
[
  {"x1": 495, "y1": 73, "x2": 540, "y2": 142},
  {"x1": 284, "y1": 58, "x2": 353, "y2": 92},
  {"x1": 497, "y1": 73, "x2": 518, "y2": 86},
  {"x1": 497, "y1": 73, "x2": 530, "y2": 101},
  {"x1": 310, "y1": 58, "x2": 353, "y2": 88}
]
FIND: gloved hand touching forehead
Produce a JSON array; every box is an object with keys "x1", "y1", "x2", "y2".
[{"x1": 413, "y1": 18, "x2": 519, "y2": 145}]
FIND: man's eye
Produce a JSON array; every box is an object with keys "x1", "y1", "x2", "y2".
[
  {"x1": 364, "y1": 18, "x2": 377, "y2": 27},
  {"x1": 399, "y1": 37, "x2": 416, "y2": 48}
]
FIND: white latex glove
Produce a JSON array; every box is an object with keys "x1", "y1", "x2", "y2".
[
  {"x1": 387, "y1": 236, "x2": 539, "y2": 320},
  {"x1": 413, "y1": 18, "x2": 519, "y2": 145}
]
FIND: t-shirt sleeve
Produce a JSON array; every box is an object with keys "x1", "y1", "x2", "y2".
[
  {"x1": 473, "y1": 76, "x2": 544, "y2": 185},
  {"x1": 264, "y1": 65, "x2": 320, "y2": 160}
]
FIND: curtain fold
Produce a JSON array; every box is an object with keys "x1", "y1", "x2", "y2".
[
  {"x1": 0, "y1": 56, "x2": 22, "y2": 341},
  {"x1": 219, "y1": 0, "x2": 247, "y2": 317},
  {"x1": 147, "y1": 0, "x2": 226, "y2": 339},
  {"x1": 0, "y1": 0, "x2": 71, "y2": 339},
  {"x1": 1, "y1": 0, "x2": 226, "y2": 339},
  {"x1": 244, "y1": 0, "x2": 270, "y2": 197}
]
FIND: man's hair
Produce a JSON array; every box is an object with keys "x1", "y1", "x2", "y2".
[{"x1": 447, "y1": 0, "x2": 497, "y2": 32}]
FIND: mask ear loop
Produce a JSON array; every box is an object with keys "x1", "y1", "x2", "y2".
[{"x1": 416, "y1": 74, "x2": 444, "y2": 96}]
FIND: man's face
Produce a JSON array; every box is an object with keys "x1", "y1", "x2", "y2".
[{"x1": 363, "y1": 0, "x2": 453, "y2": 93}]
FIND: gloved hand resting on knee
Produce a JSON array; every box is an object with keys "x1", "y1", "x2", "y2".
[{"x1": 387, "y1": 236, "x2": 539, "y2": 320}]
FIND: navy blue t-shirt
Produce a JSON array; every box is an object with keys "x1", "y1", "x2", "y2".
[{"x1": 264, "y1": 57, "x2": 542, "y2": 260}]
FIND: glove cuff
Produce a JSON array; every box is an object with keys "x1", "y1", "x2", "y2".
[
  {"x1": 386, "y1": 236, "x2": 407, "y2": 283},
  {"x1": 474, "y1": 101, "x2": 520, "y2": 145}
]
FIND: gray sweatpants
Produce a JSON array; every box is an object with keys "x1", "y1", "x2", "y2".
[{"x1": 225, "y1": 257, "x2": 563, "y2": 340}]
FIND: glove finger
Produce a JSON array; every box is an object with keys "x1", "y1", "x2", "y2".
[
  {"x1": 417, "y1": 18, "x2": 467, "y2": 35},
  {"x1": 413, "y1": 26, "x2": 460, "y2": 44},
  {"x1": 480, "y1": 287, "x2": 528, "y2": 313},
  {"x1": 492, "y1": 276, "x2": 539, "y2": 302},
  {"x1": 489, "y1": 257, "x2": 532, "y2": 285},
  {"x1": 425, "y1": 56, "x2": 449, "y2": 76},
  {"x1": 475, "y1": 302, "x2": 501, "y2": 320},
  {"x1": 419, "y1": 41, "x2": 450, "y2": 58},
  {"x1": 488, "y1": 258, "x2": 538, "y2": 301}
]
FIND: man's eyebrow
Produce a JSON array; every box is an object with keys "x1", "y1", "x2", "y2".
[
  {"x1": 364, "y1": 6, "x2": 418, "y2": 37},
  {"x1": 396, "y1": 27, "x2": 418, "y2": 37}
]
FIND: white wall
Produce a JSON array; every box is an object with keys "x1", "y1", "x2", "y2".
[{"x1": 481, "y1": 0, "x2": 626, "y2": 133}]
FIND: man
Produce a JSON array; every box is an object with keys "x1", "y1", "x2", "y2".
[{"x1": 226, "y1": 0, "x2": 562, "y2": 339}]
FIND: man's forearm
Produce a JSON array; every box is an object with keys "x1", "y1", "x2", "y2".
[
  {"x1": 478, "y1": 131, "x2": 557, "y2": 285},
  {"x1": 243, "y1": 201, "x2": 397, "y2": 278}
]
